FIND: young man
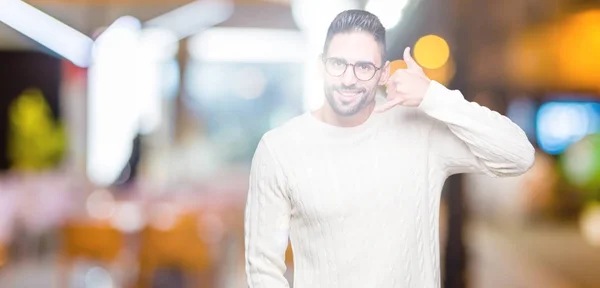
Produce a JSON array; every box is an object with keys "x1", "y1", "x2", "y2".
[{"x1": 244, "y1": 9, "x2": 534, "y2": 288}]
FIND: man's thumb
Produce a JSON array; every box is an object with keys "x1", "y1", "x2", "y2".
[{"x1": 403, "y1": 47, "x2": 420, "y2": 71}]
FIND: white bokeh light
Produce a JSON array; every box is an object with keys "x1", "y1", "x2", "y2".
[
  {"x1": 365, "y1": 0, "x2": 410, "y2": 30},
  {"x1": 88, "y1": 18, "x2": 178, "y2": 186}
]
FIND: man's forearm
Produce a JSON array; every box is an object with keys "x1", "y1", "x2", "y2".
[{"x1": 419, "y1": 81, "x2": 535, "y2": 176}]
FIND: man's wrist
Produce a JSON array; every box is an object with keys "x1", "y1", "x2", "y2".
[{"x1": 417, "y1": 80, "x2": 440, "y2": 111}]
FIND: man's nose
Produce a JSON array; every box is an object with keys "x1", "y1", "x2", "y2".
[{"x1": 341, "y1": 65, "x2": 358, "y2": 86}]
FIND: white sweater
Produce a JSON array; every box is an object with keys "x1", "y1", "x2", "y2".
[{"x1": 244, "y1": 81, "x2": 535, "y2": 288}]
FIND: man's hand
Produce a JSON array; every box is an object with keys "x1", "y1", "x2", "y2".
[{"x1": 375, "y1": 47, "x2": 432, "y2": 112}]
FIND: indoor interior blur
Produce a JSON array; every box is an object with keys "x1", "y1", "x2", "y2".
[{"x1": 0, "y1": 0, "x2": 599, "y2": 287}]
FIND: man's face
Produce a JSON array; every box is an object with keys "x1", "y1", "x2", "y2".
[{"x1": 322, "y1": 32, "x2": 389, "y2": 116}]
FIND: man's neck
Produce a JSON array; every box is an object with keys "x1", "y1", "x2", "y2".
[{"x1": 315, "y1": 101, "x2": 376, "y2": 127}]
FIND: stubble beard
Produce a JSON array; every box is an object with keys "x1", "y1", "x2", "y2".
[{"x1": 324, "y1": 86, "x2": 375, "y2": 116}]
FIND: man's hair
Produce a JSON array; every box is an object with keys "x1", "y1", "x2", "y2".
[{"x1": 323, "y1": 9, "x2": 387, "y2": 62}]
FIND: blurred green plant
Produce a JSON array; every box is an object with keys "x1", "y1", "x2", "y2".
[{"x1": 7, "y1": 88, "x2": 67, "y2": 171}]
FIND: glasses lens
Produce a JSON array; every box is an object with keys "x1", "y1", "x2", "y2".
[
  {"x1": 354, "y1": 63, "x2": 377, "y2": 81},
  {"x1": 325, "y1": 59, "x2": 347, "y2": 76}
]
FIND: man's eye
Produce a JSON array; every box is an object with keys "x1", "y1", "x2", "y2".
[{"x1": 357, "y1": 64, "x2": 372, "y2": 70}]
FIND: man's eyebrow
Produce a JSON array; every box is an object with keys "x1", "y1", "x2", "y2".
[{"x1": 328, "y1": 57, "x2": 376, "y2": 65}]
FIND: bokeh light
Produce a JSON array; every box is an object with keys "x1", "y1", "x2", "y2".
[
  {"x1": 387, "y1": 55, "x2": 455, "y2": 86},
  {"x1": 537, "y1": 102, "x2": 600, "y2": 155},
  {"x1": 423, "y1": 56, "x2": 455, "y2": 86},
  {"x1": 561, "y1": 134, "x2": 600, "y2": 190},
  {"x1": 580, "y1": 203, "x2": 600, "y2": 247},
  {"x1": 388, "y1": 59, "x2": 407, "y2": 77},
  {"x1": 86, "y1": 189, "x2": 116, "y2": 220},
  {"x1": 365, "y1": 0, "x2": 408, "y2": 30},
  {"x1": 414, "y1": 34, "x2": 450, "y2": 69}
]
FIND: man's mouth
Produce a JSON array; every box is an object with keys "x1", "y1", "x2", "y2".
[{"x1": 336, "y1": 89, "x2": 362, "y2": 98}]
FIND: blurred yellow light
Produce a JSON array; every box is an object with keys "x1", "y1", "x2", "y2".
[
  {"x1": 388, "y1": 59, "x2": 407, "y2": 77},
  {"x1": 423, "y1": 56, "x2": 456, "y2": 86},
  {"x1": 507, "y1": 9, "x2": 600, "y2": 92},
  {"x1": 387, "y1": 56, "x2": 455, "y2": 86},
  {"x1": 505, "y1": 26, "x2": 553, "y2": 89},
  {"x1": 556, "y1": 10, "x2": 600, "y2": 91},
  {"x1": 414, "y1": 34, "x2": 450, "y2": 69}
]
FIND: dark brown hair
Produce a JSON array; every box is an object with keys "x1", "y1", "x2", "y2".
[{"x1": 323, "y1": 9, "x2": 387, "y2": 62}]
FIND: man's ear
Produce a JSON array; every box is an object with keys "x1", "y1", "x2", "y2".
[{"x1": 379, "y1": 60, "x2": 391, "y2": 85}]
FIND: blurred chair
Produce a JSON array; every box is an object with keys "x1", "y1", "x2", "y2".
[
  {"x1": 59, "y1": 220, "x2": 126, "y2": 287},
  {"x1": 136, "y1": 210, "x2": 216, "y2": 288}
]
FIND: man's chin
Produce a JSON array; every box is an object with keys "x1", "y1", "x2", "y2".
[{"x1": 331, "y1": 102, "x2": 362, "y2": 116}]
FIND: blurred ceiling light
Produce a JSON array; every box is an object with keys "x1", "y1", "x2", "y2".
[
  {"x1": 145, "y1": 0, "x2": 234, "y2": 40},
  {"x1": 0, "y1": 0, "x2": 93, "y2": 67},
  {"x1": 188, "y1": 28, "x2": 305, "y2": 63},
  {"x1": 139, "y1": 28, "x2": 179, "y2": 62},
  {"x1": 365, "y1": 0, "x2": 409, "y2": 30},
  {"x1": 136, "y1": 27, "x2": 178, "y2": 135},
  {"x1": 94, "y1": 15, "x2": 142, "y2": 46},
  {"x1": 291, "y1": 0, "x2": 359, "y2": 33},
  {"x1": 87, "y1": 16, "x2": 142, "y2": 186},
  {"x1": 414, "y1": 34, "x2": 450, "y2": 69},
  {"x1": 88, "y1": 16, "x2": 178, "y2": 186}
]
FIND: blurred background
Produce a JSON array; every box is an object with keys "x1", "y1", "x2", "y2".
[{"x1": 0, "y1": 0, "x2": 599, "y2": 287}]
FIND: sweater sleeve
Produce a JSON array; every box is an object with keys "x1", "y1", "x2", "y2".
[
  {"x1": 245, "y1": 137, "x2": 291, "y2": 288},
  {"x1": 418, "y1": 80, "x2": 535, "y2": 177}
]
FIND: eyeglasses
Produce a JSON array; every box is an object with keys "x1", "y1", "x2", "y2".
[{"x1": 322, "y1": 56, "x2": 382, "y2": 81}]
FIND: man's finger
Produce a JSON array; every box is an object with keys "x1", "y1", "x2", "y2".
[
  {"x1": 375, "y1": 98, "x2": 403, "y2": 113},
  {"x1": 403, "y1": 47, "x2": 421, "y2": 71},
  {"x1": 394, "y1": 69, "x2": 412, "y2": 81},
  {"x1": 385, "y1": 81, "x2": 397, "y2": 99},
  {"x1": 394, "y1": 81, "x2": 408, "y2": 94},
  {"x1": 385, "y1": 73, "x2": 397, "y2": 86}
]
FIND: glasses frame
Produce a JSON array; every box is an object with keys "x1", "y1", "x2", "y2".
[{"x1": 321, "y1": 55, "x2": 383, "y2": 81}]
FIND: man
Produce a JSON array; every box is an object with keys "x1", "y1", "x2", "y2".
[{"x1": 244, "y1": 9, "x2": 534, "y2": 288}]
